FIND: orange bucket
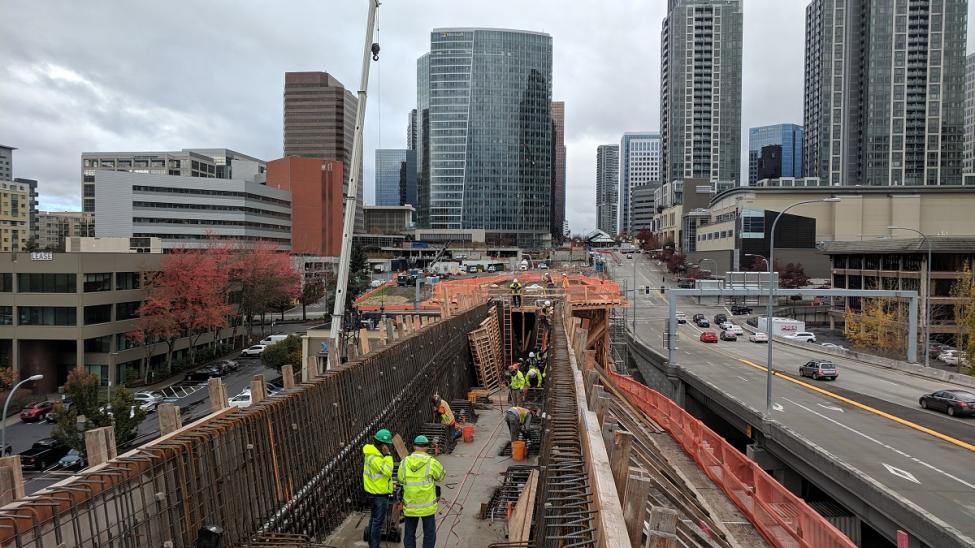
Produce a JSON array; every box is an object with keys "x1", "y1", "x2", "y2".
[
  {"x1": 511, "y1": 440, "x2": 527, "y2": 461},
  {"x1": 463, "y1": 424, "x2": 475, "y2": 443}
]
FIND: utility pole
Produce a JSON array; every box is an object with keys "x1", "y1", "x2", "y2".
[{"x1": 328, "y1": 0, "x2": 381, "y2": 369}]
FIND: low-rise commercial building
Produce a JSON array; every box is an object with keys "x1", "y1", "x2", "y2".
[
  {"x1": 36, "y1": 211, "x2": 94, "y2": 251},
  {"x1": 0, "y1": 251, "x2": 234, "y2": 393},
  {"x1": 363, "y1": 205, "x2": 414, "y2": 235},
  {"x1": 93, "y1": 171, "x2": 292, "y2": 250}
]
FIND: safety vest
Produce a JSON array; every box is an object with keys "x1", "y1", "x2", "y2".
[
  {"x1": 561, "y1": 276, "x2": 570, "y2": 289},
  {"x1": 510, "y1": 282, "x2": 522, "y2": 295},
  {"x1": 437, "y1": 400, "x2": 456, "y2": 426},
  {"x1": 509, "y1": 406, "x2": 530, "y2": 423},
  {"x1": 397, "y1": 452, "x2": 445, "y2": 517},
  {"x1": 510, "y1": 370, "x2": 526, "y2": 390},
  {"x1": 526, "y1": 366, "x2": 543, "y2": 388},
  {"x1": 362, "y1": 443, "x2": 394, "y2": 495}
]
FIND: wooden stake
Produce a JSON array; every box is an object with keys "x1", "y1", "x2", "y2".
[
  {"x1": 0, "y1": 456, "x2": 25, "y2": 504},
  {"x1": 281, "y1": 364, "x2": 296, "y2": 389},
  {"x1": 208, "y1": 378, "x2": 228, "y2": 412},
  {"x1": 610, "y1": 431, "x2": 634, "y2": 498},
  {"x1": 644, "y1": 507, "x2": 678, "y2": 548},
  {"x1": 359, "y1": 328, "x2": 370, "y2": 355},
  {"x1": 623, "y1": 471, "x2": 652, "y2": 547},
  {"x1": 84, "y1": 426, "x2": 117, "y2": 467},
  {"x1": 251, "y1": 375, "x2": 266, "y2": 404},
  {"x1": 158, "y1": 403, "x2": 182, "y2": 435}
]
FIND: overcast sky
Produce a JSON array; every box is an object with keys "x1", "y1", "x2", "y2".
[{"x1": 2, "y1": 1, "x2": 973, "y2": 233}]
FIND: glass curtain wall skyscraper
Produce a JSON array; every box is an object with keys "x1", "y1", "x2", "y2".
[
  {"x1": 375, "y1": 149, "x2": 417, "y2": 207},
  {"x1": 660, "y1": 0, "x2": 743, "y2": 186},
  {"x1": 803, "y1": 0, "x2": 967, "y2": 186},
  {"x1": 620, "y1": 132, "x2": 662, "y2": 234},
  {"x1": 417, "y1": 28, "x2": 553, "y2": 246},
  {"x1": 596, "y1": 144, "x2": 620, "y2": 236},
  {"x1": 748, "y1": 124, "x2": 803, "y2": 185}
]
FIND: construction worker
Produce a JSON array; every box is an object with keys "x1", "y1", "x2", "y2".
[
  {"x1": 507, "y1": 364, "x2": 526, "y2": 405},
  {"x1": 505, "y1": 406, "x2": 538, "y2": 443},
  {"x1": 398, "y1": 435, "x2": 445, "y2": 548},
  {"x1": 363, "y1": 429, "x2": 395, "y2": 548},
  {"x1": 561, "y1": 272, "x2": 570, "y2": 290},
  {"x1": 526, "y1": 361, "x2": 543, "y2": 389},
  {"x1": 543, "y1": 271, "x2": 555, "y2": 288},
  {"x1": 510, "y1": 277, "x2": 523, "y2": 307},
  {"x1": 432, "y1": 394, "x2": 462, "y2": 440},
  {"x1": 527, "y1": 351, "x2": 538, "y2": 370}
]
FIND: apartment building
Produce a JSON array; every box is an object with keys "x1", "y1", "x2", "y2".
[
  {"x1": 36, "y1": 211, "x2": 94, "y2": 251},
  {"x1": 0, "y1": 180, "x2": 32, "y2": 252}
]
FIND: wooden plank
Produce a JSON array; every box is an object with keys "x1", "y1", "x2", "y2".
[
  {"x1": 644, "y1": 506, "x2": 678, "y2": 548},
  {"x1": 392, "y1": 433, "x2": 410, "y2": 459},
  {"x1": 251, "y1": 375, "x2": 266, "y2": 404},
  {"x1": 359, "y1": 328, "x2": 370, "y2": 355},
  {"x1": 84, "y1": 426, "x2": 117, "y2": 467},
  {"x1": 0, "y1": 456, "x2": 24, "y2": 504},
  {"x1": 157, "y1": 403, "x2": 182, "y2": 435},
  {"x1": 508, "y1": 469, "x2": 539, "y2": 543},
  {"x1": 208, "y1": 377, "x2": 228, "y2": 412},
  {"x1": 281, "y1": 364, "x2": 295, "y2": 389},
  {"x1": 623, "y1": 471, "x2": 653, "y2": 547},
  {"x1": 610, "y1": 431, "x2": 634, "y2": 498}
]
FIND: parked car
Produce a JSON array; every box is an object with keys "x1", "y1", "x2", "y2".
[
  {"x1": 133, "y1": 392, "x2": 162, "y2": 413},
  {"x1": 229, "y1": 391, "x2": 253, "y2": 409},
  {"x1": 938, "y1": 350, "x2": 969, "y2": 366},
  {"x1": 720, "y1": 330, "x2": 738, "y2": 341},
  {"x1": 718, "y1": 321, "x2": 734, "y2": 331},
  {"x1": 44, "y1": 399, "x2": 74, "y2": 423},
  {"x1": 799, "y1": 360, "x2": 838, "y2": 381},
  {"x1": 20, "y1": 401, "x2": 54, "y2": 423},
  {"x1": 675, "y1": 311, "x2": 687, "y2": 324},
  {"x1": 784, "y1": 331, "x2": 817, "y2": 343},
  {"x1": 538, "y1": 263, "x2": 549, "y2": 269},
  {"x1": 749, "y1": 332, "x2": 769, "y2": 343},
  {"x1": 725, "y1": 325, "x2": 744, "y2": 336},
  {"x1": 19, "y1": 438, "x2": 69, "y2": 470},
  {"x1": 695, "y1": 317, "x2": 710, "y2": 328},
  {"x1": 369, "y1": 279, "x2": 385, "y2": 288},
  {"x1": 714, "y1": 313, "x2": 728, "y2": 325},
  {"x1": 58, "y1": 449, "x2": 86, "y2": 471},
  {"x1": 919, "y1": 390, "x2": 975, "y2": 417},
  {"x1": 730, "y1": 304, "x2": 753, "y2": 315},
  {"x1": 241, "y1": 344, "x2": 268, "y2": 357},
  {"x1": 211, "y1": 359, "x2": 240, "y2": 374},
  {"x1": 820, "y1": 343, "x2": 848, "y2": 352},
  {"x1": 184, "y1": 365, "x2": 224, "y2": 382},
  {"x1": 700, "y1": 331, "x2": 719, "y2": 343},
  {"x1": 928, "y1": 343, "x2": 953, "y2": 359},
  {"x1": 260, "y1": 335, "x2": 288, "y2": 346}
]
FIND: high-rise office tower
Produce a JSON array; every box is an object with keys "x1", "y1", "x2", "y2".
[
  {"x1": 0, "y1": 145, "x2": 13, "y2": 180},
  {"x1": 407, "y1": 109, "x2": 418, "y2": 151},
  {"x1": 660, "y1": 0, "x2": 743, "y2": 186},
  {"x1": 375, "y1": 149, "x2": 417, "y2": 207},
  {"x1": 596, "y1": 145, "x2": 620, "y2": 236},
  {"x1": 551, "y1": 101, "x2": 566, "y2": 241},
  {"x1": 965, "y1": 53, "x2": 975, "y2": 174},
  {"x1": 416, "y1": 28, "x2": 553, "y2": 246},
  {"x1": 283, "y1": 71, "x2": 363, "y2": 231},
  {"x1": 803, "y1": 0, "x2": 966, "y2": 186},
  {"x1": 620, "y1": 132, "x2": 662, "y2": 234},
  {"x1": 748, "y1": 124, "x2": 803, "y2": 185}
]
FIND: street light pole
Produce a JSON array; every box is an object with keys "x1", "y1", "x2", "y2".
[
  {"x1": 1, "y1": 374, "x2": 43, "y2": 454},
  {"x1": 632, "y1": 250, "x2": 637, "y2": 332},
  {"x1": 889, "y1": 226, "x2": 931, "y2": 367},
  {"x1": 764, "y1": 198, "x2": 840, "y2": 425}
]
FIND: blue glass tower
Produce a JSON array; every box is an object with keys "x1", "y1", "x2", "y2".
[
  {"x1": 375, "y1": 149, "x2": 417, "y2": 206},
  {"x1": 748, "y1": 124, "x2": 803, "y2": 185}
]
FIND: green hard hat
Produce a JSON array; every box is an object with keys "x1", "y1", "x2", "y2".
[
  {"x1": 414, "y1": 435, "x2": 430, "y2": 446},
  {"x1": 375, "y1": 429, "x2": 393, "y2": 444}
]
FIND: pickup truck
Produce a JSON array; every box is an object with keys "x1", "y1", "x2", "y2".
[{"x1": 19, "y1": 438, "x2": 70, "y2": 470}]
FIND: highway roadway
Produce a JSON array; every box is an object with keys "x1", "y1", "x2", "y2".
[{"x1": 609, "y1": 253, "x2": 975, "y2": 545}]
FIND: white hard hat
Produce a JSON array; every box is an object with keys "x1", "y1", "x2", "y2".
[
  {"x1": 529, "y1": 352, "x2": 535, "y2": 358},
  {"x1": 513, "y1": 277, "x2": 519, "y2": 283},
  {"x1": 545, "y1": 300, "x2": 552, "y2": 306}
]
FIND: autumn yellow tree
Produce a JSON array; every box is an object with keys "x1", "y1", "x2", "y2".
[
  {"x1": 845, "y1": 298, "x2": 905, "y2": 356},
  {"x1": 950, "y1": 263, "x2": 975, "y2": 374}
]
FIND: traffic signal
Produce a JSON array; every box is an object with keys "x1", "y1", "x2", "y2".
[
  {"x1": 659, "y1": 286, "x2": 665, "y2": 294},
  {"x1": 644, "y1": 286, "x2": 651, "y2": 295}
]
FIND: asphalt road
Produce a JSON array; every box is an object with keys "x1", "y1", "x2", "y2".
[
  {"x1": 11, "y1": 322, "x2": 312, "y2": 495},
  {"x1": 610, "y1": 254, "x2": 975, "y2": 545}
]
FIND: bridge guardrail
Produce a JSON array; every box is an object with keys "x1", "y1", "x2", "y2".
[{"x1": 606, "y1": 370, "x2": 856, "y2": 548}]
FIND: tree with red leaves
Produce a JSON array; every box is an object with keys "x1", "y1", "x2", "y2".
[
  {"x1": 127, "y1": 296, "x2": 179, "y2": 383},
  {"x1": 635, "y1": 229, "x2": 659, "y2": 252},
  {"x1": 666, "y1": 252, "x2": 687, "y2": 274},
  {"x1": 235, "y1": 241, "x2": 301, "y2": 339}
]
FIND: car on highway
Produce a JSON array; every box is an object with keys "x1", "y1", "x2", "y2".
[
  {"x1": 748, "y1": 332, "x2": 769, "y2": 343},
  {"x1": 19, "y1": 438, "x2": 69, "y2": 470},
  {"x1": 718, "y1": 321, "x2": 734, "y2": 330},
  {"x1": 692, "y1": 313, "x2": 705, "y2": 322},
  {"x1": 919, "y1": 390, "x2": 975, "y2": 417},
  {"x1": 58, "y1": 449, "x2": 86, "y2": 471},
  {"x1": 799, "y1": 360, "x2": 838, "y2": 381},
  {"x1": 820, "y1": 342, "x2": 848, "y2": 352},
  {"x1": 184, "y1": 365, "x2": 224, "y2": 382},
  {"x1": 938, "y1": 350, "x2": 968, "y2": 366},
  {"x1": 713, "y1": 313, "x2": 728, "y2": 325},
  {"x1": 19, "y1": 401, "x2": 55, "y2": 423},
  {"x1": 730, "y1": 304, "x2": 753, "y2": 315},
  {"x1": 241, "y1": 344, "x2": 268, "y2": 357},
  {"x1": 784, "y1": 331, "x2": 817, "y2": 343},
  {"x1": 725, "y1": 325, "x2": 744, "y2": 336},
  {"x1": 675, "y1": 311, "x2": 687, "y2": 324},
  {"x1": 694, "y1": 317, "x2": 711, "y2": 328},
  {"x1": 720, "y1": 330, "x2": 738, "y2": 341},
  {"x1": 700, "y1": 331, "x2": 718, "y2": 343}
]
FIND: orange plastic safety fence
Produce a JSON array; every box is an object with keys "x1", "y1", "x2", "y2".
[{"x1": 606, "y1": 370, "x2": 855, "y2": 548}]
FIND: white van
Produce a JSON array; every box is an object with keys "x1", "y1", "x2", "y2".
[{"x1": 260, "y1": 334, "x2": 289, "y2": 346}]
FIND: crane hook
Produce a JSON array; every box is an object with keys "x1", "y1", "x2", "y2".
[{"x1": 371, "y1": 42, "x2": 381, "y2": 61}]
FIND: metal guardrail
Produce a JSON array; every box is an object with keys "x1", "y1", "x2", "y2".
[
  {"x1": 0, "y1": 305, "x2": 487, "y2": 547},
  {"x1": 606, "y1": 371, "x2": 856, "y2": 548}
]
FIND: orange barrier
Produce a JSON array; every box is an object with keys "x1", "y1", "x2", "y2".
[{"x1": 606, "y1": 370, "x2": 856, "y2": 548}]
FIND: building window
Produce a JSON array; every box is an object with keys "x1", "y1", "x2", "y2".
[
  {"x1": 84, "y1": 304, "x2": 112, "y2": 325},
  {"x1": 85, "y1": 365, "x2": 109, "y2": 386},
  {"x1": 0, "y1": 306, "x2": 11, "y2": 325},
  {"x1": 0, "y1": 273, "x2": 10, "y2": 292},
  {"x1": 84, "y1": 273, "x2": 112, "y2": 292},
  {"x1": 17, "y1": 273, "x2": 77, "y2": 293},
  {"x1": 115, "y1": 272, "x2": 141, "y2": 290},
  {"x1": 84, "y1": 336, "x2": 112, "y2": 353},
  {"x1": 116, "y1": 301, "x2": 141, "y2": 320},
  {"x1": 18, "y1": 306, "x2": 77, "y2": 326},
  {"x1": 116, "y1": 333, "x2": 140, "y2": 351}
]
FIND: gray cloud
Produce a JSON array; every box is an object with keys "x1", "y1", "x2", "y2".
[{"x1": 1, "y1": 1, "x2": 972, "y2": 233}]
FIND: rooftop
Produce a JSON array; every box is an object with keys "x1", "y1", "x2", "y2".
[{"x1": 819, "y1": 237, "x2": 975, "y2": 255}]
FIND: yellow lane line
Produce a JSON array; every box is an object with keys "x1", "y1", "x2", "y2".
[{"x1": 736, "y1": 357, "x2": 975, "y2": 453}]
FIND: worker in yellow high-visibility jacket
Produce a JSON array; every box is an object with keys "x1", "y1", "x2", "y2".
[
  {"x1": 398, "y1": 435, "x2": 445, "y2": 548},
  {"x1": 362, "y1": 429, "x2": 395, "y2": 548}
]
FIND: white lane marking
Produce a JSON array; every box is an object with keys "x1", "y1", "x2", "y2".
[
  {"x1": 782, "y1": 397, "x2": 975, "y2": 491},
  {"x1": 817, "y1": 403, "x2": 845, "y2": 413},
  {"x1": 736, "y1": 376, "x2": 749, "y2": 382},
  {"x1": 706, "y1": 361, "x2": 715, "y2": 366},
  {"x1": 772, "y1": 402, "x2": 784, "y2": 412},
  {"x1": 883, "y1": 463, "x2": 921, "y2": 485}
]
